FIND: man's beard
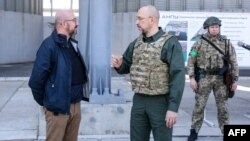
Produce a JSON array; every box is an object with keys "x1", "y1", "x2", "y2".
[
  {"x1": 138, "y1": 28, "x2": 146, "y2": 34},
  {"x1": 66, "y1": 23, "x2": 77, "y2": 37},
  {"x1": 69, "y1": 29, "x2": 77, "y2": 37},
  {"x1": 137, "y1": 25, "x2": 148, "y2": 35},
  {"x1": 68, "y1": 28, "x2": 77, "y2": 37}
]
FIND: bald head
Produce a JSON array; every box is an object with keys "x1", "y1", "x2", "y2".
[
  {"x1": 55, "y1": 9, "x2": 75, "y2": 26},
  {"x1": 54, "y1": 9, "x2": 78, "y2": 38},
  {"x1": 138, "y1": 5, "x2": 160, "y2": 22},
  {"x1": 136, "y1": 5, "x2": 160, "y2": 36}
]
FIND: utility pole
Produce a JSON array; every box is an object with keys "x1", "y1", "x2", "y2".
[
  {"x1": 70, "y1": 0, "x2": 73, "y2": 10},
  {"x1": 79, "y1": 0, "x2": 125, "y2": 104},
  {"x1": 50, "y1": 0, "x2": 53, "y2": 16}
]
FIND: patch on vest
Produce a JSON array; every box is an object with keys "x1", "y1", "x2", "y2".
[{"x1": 189, "y1": 50, "x2": 197, "y2": 57}]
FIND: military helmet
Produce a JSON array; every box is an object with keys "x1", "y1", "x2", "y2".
[{"x1": 203, "y1": 16, "x2": 221, "y2": 29}]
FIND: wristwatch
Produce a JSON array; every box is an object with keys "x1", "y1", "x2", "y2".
[{"x1": 233, "y1": 76, "x2": 238, "y2": 82}]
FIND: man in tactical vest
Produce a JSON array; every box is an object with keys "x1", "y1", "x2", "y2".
[
  {"x1": 187, "y1": 16, "x2": 239, "y2": 141},
  {"x1": 112, "y1": 5, "x2": 185, "y2": 141}
]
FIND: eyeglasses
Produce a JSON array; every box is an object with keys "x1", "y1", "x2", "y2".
[
  {"x1": 65, "y1": 18, "x2": 77, "y2": 23},
  {"x1": 136, "y1": 16, "x2": 152, "y2": 21}
]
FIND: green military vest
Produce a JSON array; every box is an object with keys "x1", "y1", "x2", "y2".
[{"x1": 130, "y1": 33, "x2": 172, "y2": 95}]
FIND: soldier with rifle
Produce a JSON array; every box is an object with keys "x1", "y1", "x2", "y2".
[{"x1": 186, "y1": 16, "x2": 239, "y2": 141}]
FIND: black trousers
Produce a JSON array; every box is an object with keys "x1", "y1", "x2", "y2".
[{"x1": 130, "y1": 94, "x2": 173, "y2": 141}]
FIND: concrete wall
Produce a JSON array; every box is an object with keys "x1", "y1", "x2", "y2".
[
  {"x1": 43, "y1": 16, "x2": 54, "y2": 39},
  {"x1": 0, "y1": 10, "x2": 43, "y2": 64},
  {"x1": 43, "y1": 12, "x2": 139, "y2": 57},
  {"x1": 0, "y1": 0, "x2": 43, "y2": 15},
  {"x1": 112, "y1": 12, "x2": 139, "y2": 56}
]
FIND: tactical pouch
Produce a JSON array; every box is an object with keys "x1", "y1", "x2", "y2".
[
  {"x1": 194, "y1": 67, "x2": 199, "y2": 82},
  {"x1": 194, "y1": 68, "x2": 207, "y2": 82}
]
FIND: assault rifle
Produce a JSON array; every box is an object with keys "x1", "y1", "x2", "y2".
[{"x1": 222, "y1": 39, "x2": 234, "y2": 98}]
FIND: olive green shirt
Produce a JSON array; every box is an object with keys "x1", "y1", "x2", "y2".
[{"x1": 116, "y1": 28, "x2": 185, "y2": 112}]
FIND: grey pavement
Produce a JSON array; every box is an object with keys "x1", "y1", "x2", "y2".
[{"x1": 0, "y1": 63, "x2": 250, "y2": 141}]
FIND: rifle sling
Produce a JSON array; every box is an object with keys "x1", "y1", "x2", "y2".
[{"x1": 201, "y1": 35, "x2": 225, "y2": 56}]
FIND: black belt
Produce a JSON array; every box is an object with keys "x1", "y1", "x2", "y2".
[
  {"x1": 206, "y1": 70, "x2": 220, "y2": 75},
  {"x1": 135, "y1": 93, "x2": 166, "y2": 97},
  {"x1": 197, "y1": 68, "x2": 222, "y2": 75}
]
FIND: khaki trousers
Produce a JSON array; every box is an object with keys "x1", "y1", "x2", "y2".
[{"x1": 44, "y1": 103, "x2": 81, "y2": 141}]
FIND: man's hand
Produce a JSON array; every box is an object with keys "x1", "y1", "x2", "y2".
[
  {"x1": 190, "y1": 77, "x2": 198, "y2": 91},
  {"x1": 165, "y1": 111, "x2": 178, "y2": 128},
  {"x1": 40, "y1": 106, "x2": 46, "y2": 115},
  {"x1": 112, "y1": 55, "x2": 122, "y2": 69},
  {"x1": 231, "y1": 82, "x2": 237, "y2": 91}
]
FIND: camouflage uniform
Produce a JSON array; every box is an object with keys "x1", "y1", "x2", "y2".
[
  {"x1": 187, "y1": 31, "x2": 239, "y2": 135},
  {"x1": 116, "y1": 28, "x2": 185, "y2": 141}
]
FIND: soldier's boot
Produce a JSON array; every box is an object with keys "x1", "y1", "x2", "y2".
[{"x1": 187, "y1": 129, "x2": 198, "y2": 141}]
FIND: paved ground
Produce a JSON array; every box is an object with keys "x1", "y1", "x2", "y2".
[{"x1": 0, "y1": 63, "x2": 250, "y2": 141}]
